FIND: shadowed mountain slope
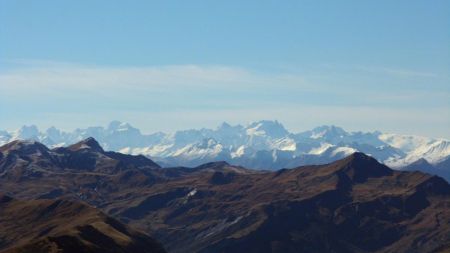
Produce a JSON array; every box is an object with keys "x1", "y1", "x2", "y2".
[
  {"x1": 0, "y1": 139, "x2": 449, "y2": 253},
  {"x1": 404, "y1": 157, "x2": 450, "y2": 182},
  {"x1": 0, "y1": 194, "x2": 166, "y2": 253}
]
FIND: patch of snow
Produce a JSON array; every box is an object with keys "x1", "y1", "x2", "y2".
[
  {"x1": 309, "y1": 143, "x2": 334, "y2": 155},
  {"x1": 50, "y1": 142, "x2": 66, "y2": 148},
  {"x1": 378, "y1": 133, "x2": 434, "y2": 153},
  {"x1": 78, "y1": 144, "x2": 91, "y2": 149},
  {"x1": 331, "y1": 146, "x2": 357, "y2": 157},
  {"x1": 311, "y1": 131, "x2": 326, "y2": 139},
  {"x1": 271, "y1": 137, "x2": 296, "y2": 151},
  {"x1": 231, "y1": 145, "x2": 245, "y2": 158},
  {"x1": 119, "y1": 147, "x2": 131, "y2": 154},
  {"x1": 245, "y1": 123, "x2": 266, "y2": 136},
  {"x1": 187, "y1": 189, "x2": 197, "y2": 197}
]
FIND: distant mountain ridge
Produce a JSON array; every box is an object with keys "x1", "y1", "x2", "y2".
[
  {"x1": 1, "y1": 120, "x2": 449, "y2": 171},
  {"x1": 404, "y1": 157, "x2": 450, "y2": 182}
]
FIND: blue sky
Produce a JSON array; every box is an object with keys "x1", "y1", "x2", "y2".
[{"x1": 0, "y1": 1, "x2": 449, "y2": 137}]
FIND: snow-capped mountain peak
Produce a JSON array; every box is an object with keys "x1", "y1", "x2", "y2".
[
  {"x1": 309, "y1": 125, "x2": 348, "y2": 140},
  {"x1": 12, "y1": 125, "x2": 40, "y2": 140},
  {"x1": 245, "y1": 120, "x2": 289, "y2": 139},
  {"x1": 108, "y1": 120, "x2": 137, "y2": 133},
  {"x1": 1, "y1": 120, "x2": 448, "y2": 171}
]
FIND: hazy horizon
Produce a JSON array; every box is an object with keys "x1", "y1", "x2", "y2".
[
  {"x1": 2, "y1": 119, "x2": 449, "y2": 140},
  {"x1": 1, "y1": 1, "x2": 449, "y2": 138}
]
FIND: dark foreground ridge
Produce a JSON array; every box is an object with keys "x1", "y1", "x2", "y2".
[
  {"x1": 0, "y1": 138, "x2": 449, "y2": 253},
  {"x1": 0, "y1": 194, "x2": 166, "y2": 253}
]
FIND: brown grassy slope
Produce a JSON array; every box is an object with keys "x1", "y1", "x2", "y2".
[
  {"x1": 0, "y1": 195, "x2": 166, "y2": 253},
  {"x1": 0, "y1": 139, "x2": 449, "y2": 253}
]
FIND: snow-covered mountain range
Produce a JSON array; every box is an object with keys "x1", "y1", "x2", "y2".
[{"x1": 1, "y1": 120, "x2": 449, "y2": 170}]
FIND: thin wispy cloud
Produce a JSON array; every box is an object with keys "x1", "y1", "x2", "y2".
[
  {"x1": 0, "y1": 60, "x2": 445, "y2": 99},
  {"x1": 0, "y1": 62, "x2": 309, "y2": 98},
  {"x1": 0, "y1": 60, "x2": 448, "y2": 138},
  {"x1": 355, "y1": 66, "x2": 440, "y2": 79}
]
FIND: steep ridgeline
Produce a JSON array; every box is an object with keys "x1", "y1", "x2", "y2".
[
  {"x1": 1, "y1": 121, "x2": 449, "y2": 171},
  {"x1": 0, "y1": 138, "x2": 449, "y2": 253},
  {"x1": 403, "y1": 157, "x2": 450, "y2": 182},
  {"x1": 0, "y1": 138, "x2": 163, "y2": 201},
  {"x1": 0, "y1": 195, "x2": 166, "y2": 253}
]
